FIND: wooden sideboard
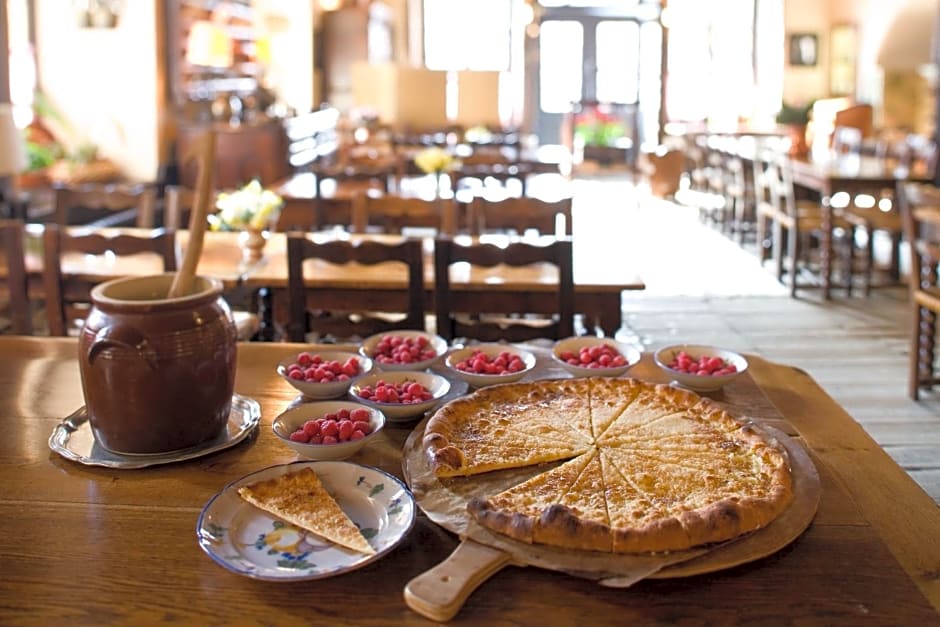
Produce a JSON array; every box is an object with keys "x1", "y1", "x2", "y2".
[{"x1": 176, "y1": 120, "x2": 289, "y2": 190}]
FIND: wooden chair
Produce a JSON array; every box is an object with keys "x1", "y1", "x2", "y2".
[
  {"x1": 434, "y1": 236, "x2": 575, "y2": 342},
  {"x1": 53, "y1": 182, "x2": 157, "y2": 228},
  {"x1": 285, "y1": 234, "x2": 426, "y2": 342},
  {"x1": 351, "y1": 192, "x2": 457, "y2": 236},
  {"x1": 841, "y1": 134, "x2": 938, "y2": 295},
  {"x1": 163, "y1": 184, "x2": 197, "y2": 229},
  {"x1": 897, "y1": 180, "x2": 940, "y2": 399},
  {"x1": 752, "y1": 152, "x2": 779, "y2": 264},
  {"x1": 0, "y1": 220, "x2": 33, "y2": 335},
  {"x1": 41, "y1": 224, "x2": 178, "y2": 336},
  {"x1": 771, "y1": 155, "x2": 860, "y2": 297},
  {"x1": 466, "y1": 195, "x2": 573, "y2": 237}
]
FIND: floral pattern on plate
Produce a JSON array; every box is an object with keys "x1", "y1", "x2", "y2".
[{"x1": 197, "y1": 460, "x2": 416, "y2": 580}]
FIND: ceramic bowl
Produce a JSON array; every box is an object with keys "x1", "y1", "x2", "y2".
[
  {"x1": 552, "y1": 336, "x2": 642, "y2": 378},
  {"x1": 444, "y1": 344, "x2": 536, "y2": 388},
  {"x1": 359, "y1": 331, "x2": 448, "y2": 371},
  {"x1": 277, "y1": 350, "x2": 374, "y2": 399},
  {"x1": 653, "y1": 344, "x2": 749, "y2": 392},
  {"x1": 349, "y1": 370, "x2": 451, "y2": 422},
  {"x1": 272, "y1": 400, "x2": 385, "y2": 461}
]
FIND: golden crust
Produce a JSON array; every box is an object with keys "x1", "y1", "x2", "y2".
[{"x1": 424, "y1": 376, "x2": 794, "y2": 553}]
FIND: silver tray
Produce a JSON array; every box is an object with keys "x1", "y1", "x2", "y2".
[{"x1": 48, "y1": 394, "x2": 261, "y2": 469}]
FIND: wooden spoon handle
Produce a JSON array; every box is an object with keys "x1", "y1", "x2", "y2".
[
  {"x1": 168, "y1": 129, "x2": 216, "y2": 299},
  {"x1": 403, "y1": 539, "x2": 513, "y2": 622}
]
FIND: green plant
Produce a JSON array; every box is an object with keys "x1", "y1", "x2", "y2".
[
  {"x1": 776, "y1": 101, "x2": 814, "y2": 125},
  {"x1": 24, "y1": 139, "x2": 60, "y2": 171}
]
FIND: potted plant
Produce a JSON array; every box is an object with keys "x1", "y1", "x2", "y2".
[{"x1": 776, "y1": 101, "x2": 814, "y2": 156}]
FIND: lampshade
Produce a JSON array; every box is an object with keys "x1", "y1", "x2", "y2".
[
  {"x1": 186, "y1": 20, "x2": 234, "y2": 69},
  {"x1": 0, "y1": 104, "x2": 28, "y2": 177}
]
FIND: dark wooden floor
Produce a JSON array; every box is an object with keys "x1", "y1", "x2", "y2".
[{"x1": 571, "y1": 173, "x2": 940, "y2": 505}]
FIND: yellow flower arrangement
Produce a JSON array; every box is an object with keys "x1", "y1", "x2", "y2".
[
  {"x1": 413, "y1": 146, "x2": 458, "y2": 174},
  {"x1": 208, "y1": 179, "x2": 283, "y2": 232}
]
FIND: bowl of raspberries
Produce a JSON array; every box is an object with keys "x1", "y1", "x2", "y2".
[
  {"x1": 653, "y1": 344, "x2": 748, "y2": 392},
  {"x1": 272, "y1": 400, "x2": 385, "y2": 461},
  {"x1": 444, "y1": 343, "x2": 536, "y2": 388},
  {"x1": 552, "y1": 336, "x2": 641, "y2": 378},
  {"x1": 277, "y1": 350, "x2": 374, "y2": 399}
]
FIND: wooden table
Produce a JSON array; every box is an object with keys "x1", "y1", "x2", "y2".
[
  {"x1": 788, "y1": 155, "x2": 930, "y2": 299},
  {"x1": 19, "y1": 226, "x2": 644, "y2": 338},
  {"x1": 2, "y1": 336, "x2": 939, "y2": 624}
]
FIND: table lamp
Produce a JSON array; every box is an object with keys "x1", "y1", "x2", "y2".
[{"x1": 0, "y1": 103, "x2": 28, "y2": 219}]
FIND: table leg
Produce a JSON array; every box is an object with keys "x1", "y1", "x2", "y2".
[{"x1": 595, "y1": 293, "x2": 623, "y2": 337}]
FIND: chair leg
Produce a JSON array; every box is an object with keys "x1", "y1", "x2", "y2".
[
  {"x1": 889, "y1": 232, "x2": 902, "y2": 282},
  {"x1": 788, "y1": 228, "x2": 799, "y2": 297},
  {"x1": 863, "y1": 227, "x2": 874, "y2": 297},
  {"x1": 844, "y1": 231, "x2": 855, "y2": 297},
  {"x1": 756, "y1": 215, "x2": 768, "y2": 263},
  {"x1": 912, "y1": 304, "x2": 940, "y2": 401},
  {"x1": 773, "y1": 222, "x2": 785, "y2": 283}
]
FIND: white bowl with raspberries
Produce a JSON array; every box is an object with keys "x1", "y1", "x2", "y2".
[
  {"x1": 552, "y1": 336, "x2": 641, "y2": 378},
  {"x1": 272, "y1": 400, "x2": 385, "y2": 461},
  {"x1": 277, "y1": 350, "x2": 374, "y2": 399},
  {"x1": 444, "y1": 344, "x2": 536, "y2": 388},
  {"x1": 349, "y1": 370, "x2": 451, "y2": 421},
  {"x1": 653, "y1": 344, "x2": 748, "y2": 392},
  {"x1": 359, "y1": 331, "x2": 448, "y2": 372}
]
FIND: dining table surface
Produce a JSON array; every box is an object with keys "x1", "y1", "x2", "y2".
[
  {"x1": 14, "y1": 225, "x2": 644, "y2": 338},
  {"x1": 3, "y1": 335, "x2": 940, "y2": 624}
]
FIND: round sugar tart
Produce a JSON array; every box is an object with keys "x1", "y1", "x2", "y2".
[{"x1": 421, "y1": 376, "x2": 795, "y2": 554}]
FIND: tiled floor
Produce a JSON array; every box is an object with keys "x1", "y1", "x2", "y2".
[{"x1": 570, "y1": 173, "x2": 940, "y2": 504}]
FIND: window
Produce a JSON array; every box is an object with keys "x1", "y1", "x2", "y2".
[
  {"x1": 423, "y1": 0, "x2": 512, "y2": 71},
  {"x1": 539, "y1": 20, "x2": 583, "y2": 113},
  {"x1": 665, "y1": 0, "x2": 767, "y2": 125},
  {"x1": 596, "y1": 21, "x2": 639, "y2": 105}
]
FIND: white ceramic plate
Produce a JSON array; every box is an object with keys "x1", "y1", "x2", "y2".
[{"x1": 196, "y1": 460, "x2": 416, "y2": 581}]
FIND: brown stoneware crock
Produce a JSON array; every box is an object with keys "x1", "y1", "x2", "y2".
[{"x1": 78, "y1": 273, "x2": 238, "y2": 455}]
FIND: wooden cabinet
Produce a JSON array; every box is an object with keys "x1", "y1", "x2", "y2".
[{"x1": 176, "y1": 121, "x2": 289, "y2": 190}]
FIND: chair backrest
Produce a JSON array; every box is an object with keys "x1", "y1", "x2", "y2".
[
  {"x1": 163, "y1": 184, "x2": 198, "y2": 230},
  {"x1": 772, "y1": 154, "x2": 801, "y2": 219},
  {"x1": 467, "y1": 196, "x2": 573, "y2": 237},
  {"x1": 285, "y1": 234, "x2": 426, "y2": 342},
  {"x1": 310, "y1": 160, "x2": 394, "y2": 197},
  {"x1": 898, "y1": 181, "x2": 940, "y2": 296},
  {"x1": 351, "y1": 192, "x2": 457, "y2": 236},
  {"x1": 276, "y1": 195, "x2": 355, "y2": 233},
  {"x1": 0, "y1": 220, "x2": 32, "y2": 335},
  {"x1": 53, "y1": 182, "x2": 157, "y2": 228},
  {"x1": 433, "y1": 236, "x2": 575, "y2": 342},
  {"x1": 41, "y1": 225, "x2": 178, "y2": 336},
  {"x1": 751, "y1": 152, "x2": 780, "y2": 216}
]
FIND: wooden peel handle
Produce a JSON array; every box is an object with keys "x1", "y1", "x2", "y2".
[{"x1": 403, "y1": 539, "x2": 513, "y2": 622}]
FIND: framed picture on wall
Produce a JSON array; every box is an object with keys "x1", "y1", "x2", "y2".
[{"x1": 789, "y1": 33, "x2": 818, "y2": 67}]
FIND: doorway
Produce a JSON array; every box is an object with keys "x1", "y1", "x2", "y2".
[{"x1": 530, "y1": 4, "x2": 663, "y2": 162}]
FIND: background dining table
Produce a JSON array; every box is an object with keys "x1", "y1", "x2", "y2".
[
  {"x1": 17, "y1": 226, "x2": 644, "y2": 338},
  {"x1": 2, "y1": 335, "x2": 939, "y2": 624}
]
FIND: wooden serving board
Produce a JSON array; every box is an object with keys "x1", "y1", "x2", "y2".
[{"x1": 401, "y1": 413, "x2": 821, "y2": 622}]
